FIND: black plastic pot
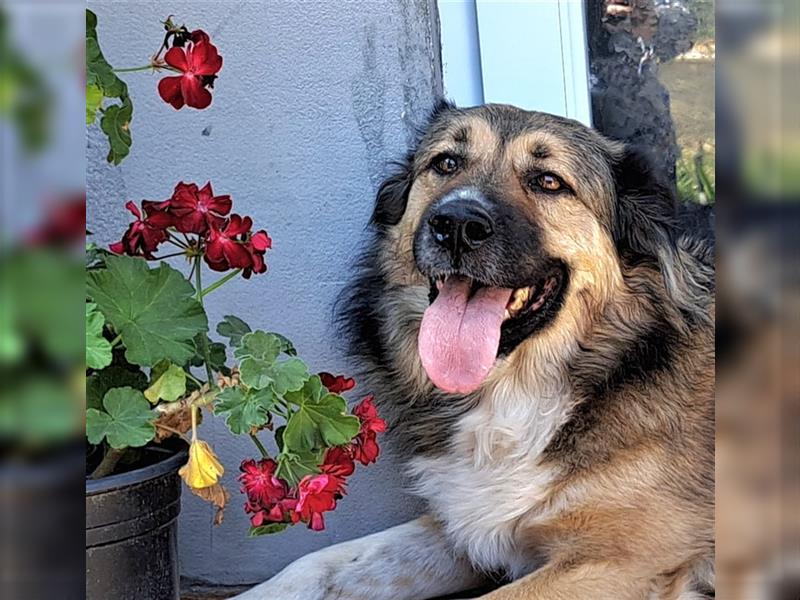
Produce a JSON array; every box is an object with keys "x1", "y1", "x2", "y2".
[{"x1": 86, "y1": 442, "x2": 187, "y2": 600}]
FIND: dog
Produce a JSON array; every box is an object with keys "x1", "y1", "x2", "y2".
[{"x1": 236, "y1": 103, "x2": 715, "y2": 600}]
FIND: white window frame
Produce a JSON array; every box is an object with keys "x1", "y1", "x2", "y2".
[{"x1": 438, "y1": 0, "x2": 592, "y2": 126}]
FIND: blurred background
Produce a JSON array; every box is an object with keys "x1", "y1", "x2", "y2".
[{"x1": 0, "y1": 0, "x2": 797, "y2": 598}]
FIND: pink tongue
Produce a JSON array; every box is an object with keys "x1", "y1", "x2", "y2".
[{"x1": 419, "y1": 277, "x2": 513, "y2": 394}]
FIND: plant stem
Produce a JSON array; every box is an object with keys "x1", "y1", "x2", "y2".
[
  {"x1": 194, "y1": 257, "x2": 215, "y2": 385},
  {"x1": 250, "y1": 433, "x2": 270, "y2": 459},
  {"x1": 185, "y1": 370, "x2": 204, "y2": 387},
  {"x1": 89, "y1": 447, "x2": 125, "y2": 479},
  {"x1": 154, "y1": 250, "x2": 187, "y2": 260},
  {"x1": 112, "y1": 64, "x2": 158, "y2": 73},
  {"x1": 201, "y1": 269, "x2": 242, "y2": 297},
  {"x1": 167, "y1": 233, "x2": 189, "y2": 248},
  {"x1": 110, "y1": 333, "x2": 123, "y2": 347}
]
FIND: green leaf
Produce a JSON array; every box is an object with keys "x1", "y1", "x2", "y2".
[
  {"x1": 248, "y1": 522, "x2": 289, "y2": 537},
  {"x1": 85, "y1": 302, "x2": 112, "y2": 370},
  {"x1": 234, "y1": 331, "x2": 282, "y2": 363},
  {"x1": 239, "y1": 357, "x2": 275, "y2": 390},
  {"x1": 283, "y1": 390, "x2": 360, "y2": 452},
  {"x1": 214, "y1": 387, "x2": 276, "y2": 435},
  {"x1": 144, "y1": 362, "x2": 186, "y2": 404},
  {"x1": 86, "y1": 365, "x2": 148, "y2": 410},
  {"x1": 86, "y1": 387, "x2": 155, "y2": 449},
  {"x1": 273, "y1": 333, "x2": 297, "y2": 357},
  {"x1": 85, "y1": 11, "x2": 126, "y2": 99},
  {"x1": 100, "y1": 96, "x2": 133, "y2": 165},
  {"x1": 275, "y1": 449, "x2": 323, "y2": 487},
  {"x1": 190, "y1": 334, "x2": 229, "y2": 374},
  {"x1": 270, "y1": 358, "x2": 309, "y2": 395},
  {"x1": 86, "y1": 9, "x2": 134, "y2": 164},
  {"x1": 216, "y1": 315, "x2": 251, "y2": 347},
  {"x1": 86, "y1": 83, "x2": 103, "y2": 125},
  {"x1": 275, "y1": 425, "x2": 286, "y2": 452},
  {"x1": 284, "y1": 374, "x2": 325, "y2": 405},
  {"x1": 87, "y1": 256, "x2": 208, "y2": 368}
]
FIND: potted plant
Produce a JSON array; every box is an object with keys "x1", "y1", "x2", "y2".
[{"x1": 85, "y1": 14, "x2": 385, "y2": 600}]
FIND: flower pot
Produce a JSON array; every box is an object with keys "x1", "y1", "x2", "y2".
[{"x1": 86, "y1": 441, "x2": 187, "y2": 600}]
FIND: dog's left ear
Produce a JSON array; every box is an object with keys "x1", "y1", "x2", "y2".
[
  {"x1": 612, "y1": 146, "x2": 711, "y2": 324},
  {"x1": 611, "y1": 146, "x2": 678, "y2": 261},
  {"x1": 371, "y1": 154, "x2": 413, "y2": 227}
]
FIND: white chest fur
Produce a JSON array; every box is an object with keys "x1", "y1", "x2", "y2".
[{"x1": 407, "y1": 374, "x2": 573, "y2": 578}]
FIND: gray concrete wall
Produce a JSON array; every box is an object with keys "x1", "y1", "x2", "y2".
[{"x1": 86, "y1": 1, "x2": 441, "y2": 585}]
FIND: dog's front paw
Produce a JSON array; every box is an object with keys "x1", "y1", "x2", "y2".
[{"x1": 231, "y1": 554, "x2": 349, "y2": 600}]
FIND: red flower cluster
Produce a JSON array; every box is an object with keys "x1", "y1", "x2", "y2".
[
  {"x1": 109, "y1": 181, "x2": 271, "y2": 278},
  {"x1": 158, "y1": 30, "x2": 222, "y2": 110},
  {"x1": 239, "y1": 384, "x2": 385, "y2": 532},
  {"x1": 239, "y1": 449, "x2": 349, "y2": 532}
]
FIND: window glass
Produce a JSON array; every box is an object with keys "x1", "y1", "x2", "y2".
[{"x1": 588, "y1": 0, "x2": 715, "y2": 203}]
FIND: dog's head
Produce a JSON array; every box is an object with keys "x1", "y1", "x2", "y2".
[{"x1": 363, "y1": 103, "x2": 704, "y2": 395}]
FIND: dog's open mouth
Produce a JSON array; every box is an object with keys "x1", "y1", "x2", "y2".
[
  {"x1": 419, "y1": 268, "x2": 565, "y2": 395},
  {"x1": 429, "y1": 272, "x2": 563, "y2": 323}
]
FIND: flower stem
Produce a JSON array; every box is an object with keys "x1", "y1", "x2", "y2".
[
  {"x1": 112, "y1": 64, "x2": 157, "y2": 73},
  {"x1": 110, "y1": 333, "x2": 123, "y2": 348},
  {"x1": 194, "y1": 257, "x2": 215, "y2": 386},
  {"x1": 154, "y1": 250, "x2": 187, "y2": 260},
  {"x1": 201, "y1": 269, "x2": 242, "y2": 297},
  {"x1": 190, "y1": 404, "x2": 198, "y2": 442},
  {"x1": 250, "y1": 433, "x2": 270, "y2": 459}
]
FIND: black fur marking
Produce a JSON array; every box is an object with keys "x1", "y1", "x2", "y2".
[
  {"x1": 545, "y1": 317, "x2": 680, "y2": 468},
  {"x1": 371, "y1": 154, "x2": 414, "y2": 227}
]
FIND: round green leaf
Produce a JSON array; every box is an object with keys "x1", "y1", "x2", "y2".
[
  {"x1": 86, "y1": 302, "x2": 112, "y2": 370},
  {"x1": 86, "y1": 386, "x2": 155, "y2": 449},
  {"x1": 144, "y1": 362, "x2": 186, "y2": 404},
  {"x1": 87, "y1": 256, "x2": 208, "y2": 368}
]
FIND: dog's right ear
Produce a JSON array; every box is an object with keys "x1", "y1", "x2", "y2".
[{"x1": 370, "y1": 154, "x2": 414, "y2": 227}]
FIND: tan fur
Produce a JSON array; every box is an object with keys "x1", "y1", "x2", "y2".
[{"x1": 236, "y1": 106, "x2": 714, "y2": 600}]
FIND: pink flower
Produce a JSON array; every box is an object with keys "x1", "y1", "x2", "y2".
[
  {"x1": 293, "y1": 474, "x2": 345, "y2": 531},
  {"x1": 158, "y1": 30, "x2": 222, "y2": 110}
]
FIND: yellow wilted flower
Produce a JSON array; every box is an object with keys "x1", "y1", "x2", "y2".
[{"x1": 179, "y1": 439, "x2": 224, "y2": 489}]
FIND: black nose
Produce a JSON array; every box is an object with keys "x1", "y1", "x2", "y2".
[{"x1": 428, "y1": 201, "x2": 494, "y2": 257}]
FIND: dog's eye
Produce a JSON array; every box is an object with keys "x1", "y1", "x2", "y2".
[
  {"x1": 537, "y1": 173, "x2": 563, "y2": 192},
  {"x1": 432, "y1": 154, "x2": 460, "y2": 175}
]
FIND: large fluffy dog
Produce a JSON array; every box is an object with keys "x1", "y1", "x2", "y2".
[{"x1": 238, "y1": 104, "x2": 714, "y2": 600}]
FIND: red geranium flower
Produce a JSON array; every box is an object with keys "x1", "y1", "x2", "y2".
[
  {"x1": 204, "y1": 214, "x2": 256, "y2": 272},
  {"x1": 319, "y1": 372, "x2": 356, "y2": 395},
  {"x1": 168, "y1": 181, "x2": 231, "y2": 234},
  {"x1": 351, "y1": 395, "x2": 386, "y2": 466},
  {"x1": 109, "y1": 200, "x2": 173, "y2": 259},
  {"x1": 158, "y1": 30, "x2": 222, "y2": 110},
  {"x1": 243, "y1": 229, "x2": 271, "y2": 279},
  {"x1": 320, "y1": 446, "x2": 355, "y2": 479},
  {"x1": 239, "y1": 458, "x2": 288, "y2": 506},
  {"x1": 239, "y1": 459, "x2": 298, "y2": 527},
  {"x1": 292, "y1": 474, "x2": 345, "y2": 531}
]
